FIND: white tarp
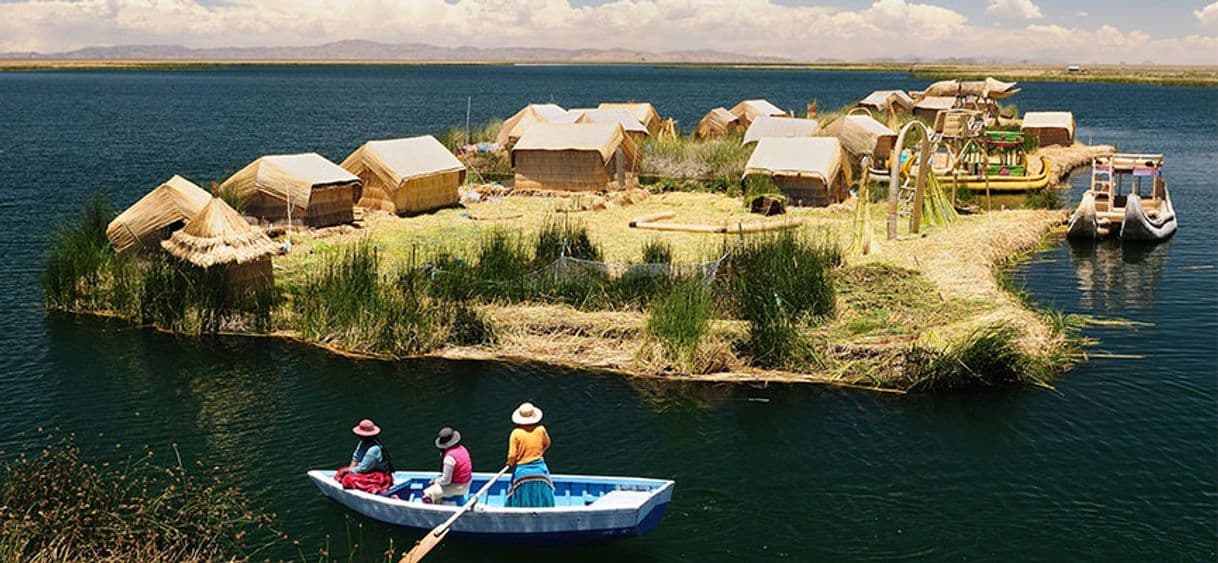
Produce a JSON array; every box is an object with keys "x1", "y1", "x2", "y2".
[
  {"x1": 744, "y1": 137, "x2": 843, "y2": 182},
  {"x1": 742, "y1": 116, "x2": 821, "y2": 145}
]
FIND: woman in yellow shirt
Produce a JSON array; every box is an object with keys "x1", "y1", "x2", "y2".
[{"x1": 505, "y1": 402, "x2": 555, "y2": 508}]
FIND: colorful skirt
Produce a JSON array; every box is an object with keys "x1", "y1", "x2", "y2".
[
  {"x1": 506, "y1": 459, "x2": 555, "y2": 508},
  {"x1": 334, "y1": 467, "x2": 394, "y2": 494}
]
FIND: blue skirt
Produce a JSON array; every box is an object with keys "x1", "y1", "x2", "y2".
[{"x1": 506, "y1": 459, "x2": 555, "y2": 508}]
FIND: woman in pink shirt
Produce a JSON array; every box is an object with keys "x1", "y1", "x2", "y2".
[{"x1": 424, "y1": 427, "x2": 473, "y2": 504}]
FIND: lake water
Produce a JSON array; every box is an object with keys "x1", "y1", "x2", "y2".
[{"x1": 0, "y1": 65, "x2": 1214, "y2": 561}]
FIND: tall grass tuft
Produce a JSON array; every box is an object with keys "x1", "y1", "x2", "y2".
[
  {"x1": 645, "y1": 279, "x2": 716, "y2": 372},
  {"x1": 1023, "y1": 187, "x2": 1063, "y2": 209},
  {"x1": 534, "y1": 217, "x2": 602, "y2": 265},
  {"x1": 640, "y1": 239, "x2": 673, "y2": 264},
  {"x1": 42, "y1": 191, "x2": 117, "y2": 311},
  {"x1": 903, "y1": 324, "x2": 1041, "y2": 392},
  {"x1": 0, "y1": 438, "x2": 276, "y2": 561}
]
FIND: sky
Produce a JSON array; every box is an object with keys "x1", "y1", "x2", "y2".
[{"x1": 1, "y1": 0, "x2": 1216, "y2": 64}]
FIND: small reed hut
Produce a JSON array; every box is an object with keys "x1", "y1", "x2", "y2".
[
  {"x1": 219, "y1": 153, "x2": 361, "y2": 228},
  {"x1": 496, "y1": 103, "x2": 570, "y2": 148},
  {"x1": 742, "y1": 116, "x2": 821, "y2": 146},
  {"x1": 511, "y1": 122, "x2": 640, "y2": 192},
  {"x1": 1021, "y1": 111, "x2": 1075, "y2": 147},
  {"x1": 823, "y1": 115, "x2": 897, "y2": 162},
  {"x1": 597, "y1": 102, "x2": 661, "y2": 135},
  {"x1": 161, "y1": 197, "x2": 279, "y2": 295},
  {"x1": 563, "y1": 109, "x2": 650, "y2": 142},
  {"x1": 106, "y1": 175, "x2": 211, "y2": 254},
  {"x1": 730, "y1": 99, "x2": 787, "y2": 129},
  {"x1": 857, "y1": 90, "x2": 914, "y2": 114},
  {"x1": 695, "y1": 107, "x2": 741, "y2": 139},
  {"x1": 912, "y1": 96, "x2": 959, "y2": 122},
  {"x1": 341, "y1": 136, "x2": 466, "y2": 215},
  {"x1": 743, "y1": 137, "x2": 848, "y2": 207}
]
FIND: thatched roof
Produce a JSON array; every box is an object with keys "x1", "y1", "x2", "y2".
[
  {"x1": 107, "y1": 175, "x2": 212, "y2": 254},
  {"x1": 918, "y1": 77, "x2": 1020, "y2": 99},
  {"x1": 597, "y1": 102, "x2": 660, "y2": 129},
  {"x1": 496, "y1": 103, "x2": 570, "y2": 146},
  {"x1": 744, "y1": 137, "x2": 843, "y2": 183},
  {"x1": 913, "y1": 96, "x2": 959, "y2": 112},
  {"x1": 562, "y1": 109, "x2": 649, "y2": 136},
  {"x1": 510, "y1": 122, "x2": 639, "y2": 165},
  {"x1": 858, "y1": 90, "x2": 914, "y2": 111},
  {"x1": 696, "y1": 107, "x2": 740, "y2": 138},
  {"x1": 161, "y1": 198, "x2": 278, "y2": 268},
  {"x1": 822, "y1": 115, "x2": 897, "y2": 160},
  {"x1": 730, "y1": 99, "x2": 787, "y2": 123},
  {"x1": 219, "y1": 153, "x2": 359, "y2": 209},
  {"x1": 742, "y1": 116, "x2": 821, "y2": 146},
  {"x1": 340, "y1": 136, "x2": 465, "y2": 187},
  {"x1": 1021, "y1": 111, "x2": 1075, "y2": 135}
]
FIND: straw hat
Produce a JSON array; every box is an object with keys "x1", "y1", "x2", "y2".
[
  {"x1": 511, "y1": 402, "x2": 543, "y2": 425},
  {"x1": 434, "y1": 427, "x2": 462, "y2": 449},
  {"x1": 352, "y1": 419, "x2": 381, "y2": 437}
]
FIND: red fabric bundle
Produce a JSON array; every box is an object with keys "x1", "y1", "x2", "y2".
[{"x1": 334, "y1": 467, "x2": 394, "y2": 494}]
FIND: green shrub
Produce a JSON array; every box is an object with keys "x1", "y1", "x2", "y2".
[{"x1": 1023, "y1": 187, "x2": 1063, "y2": 209}]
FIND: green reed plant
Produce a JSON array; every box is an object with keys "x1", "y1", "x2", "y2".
[
  {"x1": 640, "y1": 239, "x2": 674, "y2": 264},
  {"x1": 645, "y1": 279, "x2": 716, "y2": 372},
  {"x1": 534, "y1": 216, "x2": 602, "y2": 265},
  {"x1": 903, "y1": 324, "x2": 1047, "y2": 392},
  {"x1": 42, "y1": 191, "x2": 117, "y2": 311},
  {"x1": 1023, "y1": 187, "x2": 1063, "y2": 209}
]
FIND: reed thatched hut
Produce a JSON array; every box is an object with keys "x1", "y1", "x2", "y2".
[
  {"x1": 729, "y1": 99, "x2": 787, "y2": 129},
  {"x1": 161, "y1": 197, "x2": 279, "y2": 295},
  {"x1": 695, "y1": 107, "x2": 741, "y2": 139},
  {"x1": 496, "y1": 104, "x2": 570, "y2": 148},
  {"x1": 912, "y1": 96, "x2": 959, "y2": 122},
  {"x1": 562, "y1": 109, "x2": 650, "y2": 141},
  {"x1": 742, "y1": 116, "x2": 821, "y2": 146},
  {"x1": 857, "y1": 90, "x2": 914, "y2": 113},
  {"x1": 597, "y1": 102, "x2": 661, "y2": 135},
  {"x1": 341, "y1": 136, "x2": 466, "y2": 215},
  {"x1": 219, "y1": 153, "x2": 361, "y2": 228},
  {"x1": 743, "y1": 137, "x2": 848, "y2": 207},
  {"x1": 511, "y1": 122, "x2": 640, "y2": 192},
  {"x1": 1021, "y1": 111, "x2": 1075, "y2": 147},
  {"x1": 823, "y1": 115, "x2": 897, "y2": 162},
  {"x1": 107, "y1": 175, "x2": 212, "y2": 254}
]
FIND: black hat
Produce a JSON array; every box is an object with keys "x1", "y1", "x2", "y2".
[{"x1": 435, "y1": 427, "x2": 462, "y2": 449}]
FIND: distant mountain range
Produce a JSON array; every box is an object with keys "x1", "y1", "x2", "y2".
[{"x1": 0, "y1": 40, "x2": 787, "y2": 64}]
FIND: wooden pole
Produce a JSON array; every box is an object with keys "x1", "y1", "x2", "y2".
[
  {"x1": 983, "y1": 144, "x2": 992, "y2": 213},
  {"x1": 910, "y1": 134, "x2": 930, "y2": 234},
  {"x1": 465, "y1": 96, "x2": 472, "y2": 146}
]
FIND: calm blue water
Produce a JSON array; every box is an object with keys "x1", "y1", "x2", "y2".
[{"x1": 0, "y1": 65, "x2": 1215, "y2": 561}]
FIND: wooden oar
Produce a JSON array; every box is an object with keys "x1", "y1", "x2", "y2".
[{"x1": 400, "y1": 464, "x2": 511, "y2": 563}]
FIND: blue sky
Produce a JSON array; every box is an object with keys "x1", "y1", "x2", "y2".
[{"x1": 1, "y1": 1, "x2": 1216, "y2": 64}]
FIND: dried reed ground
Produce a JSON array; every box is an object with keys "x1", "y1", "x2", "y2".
[{"x1": 275, "y1": 191, "x2": 1067, "y2": 389}]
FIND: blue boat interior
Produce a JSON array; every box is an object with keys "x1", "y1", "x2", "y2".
[{"x1": 382, "y1": 474, "x2": 662, "y2": 508}]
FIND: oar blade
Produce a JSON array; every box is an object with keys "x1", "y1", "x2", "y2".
[{"x1": 401, "y1": 528, "x2": 449, "y2": 563}]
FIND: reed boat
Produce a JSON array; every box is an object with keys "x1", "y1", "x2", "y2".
[
  {"x1": 869, "y1": 155, "x2": 1051, "y2": 192},
  {"x1": 1068, "y1": 154, "x2": 1176, "y2": 241},
  {"x1": 307, "y1": 470, "x2": 674, "y2": 546}
]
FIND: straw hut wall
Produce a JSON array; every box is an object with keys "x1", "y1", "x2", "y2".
[
  {"x1": 161, "y1": 197, "x2": 279, "y2": 295},
  {"x1": 743, "y1": 137, "x2": 849, "y2": 207},
  {"x1": 107, "y1": 175, "x2": 212, "y2": 254},
  {"x1": 742, "y1": 116, "x2": 821, "y2": 146},
  {"x1": 1021, "y1": 111, "x2": 1075, "y2": 147},
  {"x1": 218, "y1": 153, "x2": 360, "y2": 228},
  {"x1": 912, "y1": 96, "x2": 959, "y2": 122},
  {"x1": 597, "y1": 102, "x2": 661, "y2": 135},
  {"x1": 695, "y1": 107, "x2": 741, "y2": 139},
  {"x1": 857, "y1": 90, "x2": 914, "y2": 113},
  {"x1": 511, "y1": 122, "x2": 640, "y2": 192},
  {"x1": 341, "y1": 136, "x2": 466, "y2": 215},
  {"x1": 496, "y1": 104, "x2": 570, "y2": 148},
  {"x1": 823, "y1": 115, "x2": 897, "y2": 161},
  {"x1": 729, "y1": 99, "x2": 787, "y2": 129}
]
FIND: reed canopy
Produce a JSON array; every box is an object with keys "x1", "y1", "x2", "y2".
[
  {"x1": 729, "y1": 99, "x2": 787, "y2": 129},
  {"x1": 107, "y1": 175, "x2": 211, "y2": 254},
  {"x1": 597, "y1": 102, "x2": 661, "y2": 135},
  {"x1": 511, "y1": 122, "x2": 641, "y2": 192},
  {"x1": 341, "y1": 135, "x2": 466, "y2": 215},
  {"x1": 857, "y1": 90, "x2": 914, "y2": 113},
  {"x1": 161, "y1": 197, "x2": 279, "y2": 292},
  {"x1": 218, "y1": 153, "x2": 361, "y2": 228},
  {"x1": 496, "y1": 103, "x2": 570, "y2": 148},
  {"x1": 822, "y1": 115, "x2": 897, "y2": 161},
  {"x1": 741, "y1": 116, "x2": 821, "y2": 146},
  {"x1": 1021, "y1": 111, "x2": 1075, "y2": 147},
  {"x1": 912, "y1": 96, "x2": 959, "y2": 122},
  {"x1": 743, "y1": 137, "x2": 849, "y2": 207},
  {"x1": 695, "y1": 107, "x2": 741, "y2": 139}
]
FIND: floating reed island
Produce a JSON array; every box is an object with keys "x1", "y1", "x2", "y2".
[{"x1": 47, "y1": 77, "x2": 1116, "y2": 393}]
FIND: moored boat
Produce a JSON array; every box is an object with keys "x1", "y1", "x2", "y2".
[
  {"x1": 1067, "y1": 153, "x2": 1176, "y2": 241},
  {"x1": 307, "y1": 470, "x2": 674, "y2": 546}
]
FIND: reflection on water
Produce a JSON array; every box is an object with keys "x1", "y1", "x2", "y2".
[{"x1": 1068, "y1": 238, "x2": 1170, "y2": 311}]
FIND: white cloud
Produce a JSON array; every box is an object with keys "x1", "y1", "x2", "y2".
[
  {"x1": 1076, "y1": 11, "x2": 1088, "y2": 17},
  {"x1": 1196, "y1": 2, "x2": 1218, "y2": 28},
  {"x1": 986, "y1": 0, "x2": 1044, "y2": 19},
  {"x1": 0, "y1": 0, "x2": 1214, "y2": 64}
]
